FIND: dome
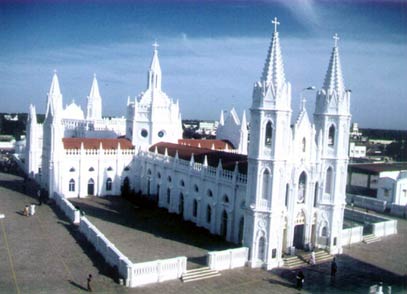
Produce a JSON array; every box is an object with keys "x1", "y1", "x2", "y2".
[{"x1": 63, "y1": 100, "x2": 85, "y2": 120}]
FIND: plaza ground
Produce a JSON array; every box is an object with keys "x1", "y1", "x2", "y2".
[{"x1": 0, "y1": 172, "x2": 406, "y2": 293}]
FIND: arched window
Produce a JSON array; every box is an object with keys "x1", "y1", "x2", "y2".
[
  {"x1": 180, "y1": 180, "x2": 185, "y2": 187},
  {"x1": 69, "y1": 179, "x2": 75, "y2": 192},
  {"x1": 207, "y1": 189, "x2": 213, "y2": 197},
  {"x1": 262, "y1": 169, "x2": 270, "y2": 200},
  {"x1": 88, "y1": 167, "x2": 95, "y2": 172},
  {"x1": 285, "y1": 183, "x2": 289, "y2": 207},
  {"x1": 302, "y1": 137, "x2": 306, "y2": 152},
  {"x1": 107, "y1": 166, "x2": 113, "y2": 171},
  {"x1": 157, "y1": 172, "x2": 161, "y2": 179},
  {"x1": 106, "y1": 178, "x2": 112, "y2": 191},
  {"x1": 298, "y1": 172, "x2": 307, "y2": 203},
  {"x1": 69, "y1": 167, "x2": 75, "y2": 172},
  {"x1": 206, "y1": 205, "x2": 212, "y2": 223},
  {"x1": 265, "y1": 121, "x2": 273, "y2": 146},
  {"x1": 168, "y1": 176, "x2": 172, "y2": 183},
  {"x1": 223, "y1": 195, "x2": 229, "y2": 203},
  {"x1": 193, "y1": 199, "x2": 198, "y2": 217},
  {"x1": 194, "y1": 184, "x2": 199, "y2": 193},
  {"x1": 325, "y1": 167, "x2": 333, "y2": 194},
  {"x1": 328, "y1": 125, "x2": 335, "y2": 146},
  {"x1": 314, "y1": 182, "x2": 319, "y2": 207},
  {"x1": 147, "y1": 169, "x2": 152, "y2": 175}
]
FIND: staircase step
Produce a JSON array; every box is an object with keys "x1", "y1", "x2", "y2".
[
  {"x1": 185, "y1": 266, "x2": 210, "y2": 274},
  {"x1": 363, "y1": 234, "x2": 381, "y2": 244},
  {"x1": 182, "y1": 272, "x2": 221, "y2": 282},
  {"x1": 182, "y1": 267, "x2": 221, "y2": 283}
]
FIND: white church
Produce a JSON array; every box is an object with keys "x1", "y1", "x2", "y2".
[{"x1": 25, "y1": 20, "x2": 351, "y2": 270}]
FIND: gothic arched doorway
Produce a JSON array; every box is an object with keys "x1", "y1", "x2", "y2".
[
  {"x1": 87, "y1": 178, "x2": 95, "y2": 196},
  {"x1": 293, "y1": 211, "x2": 305, "y2": 249}
]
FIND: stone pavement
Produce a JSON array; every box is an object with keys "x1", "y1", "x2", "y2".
[
  {"x1": 0, "y1": 171, "x2": 406, "y2": 293},
  {"x1": 0, "y1": 172, "x2": 124, "y2": 293}
]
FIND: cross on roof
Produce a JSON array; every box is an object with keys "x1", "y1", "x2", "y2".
[
  {"x1": 333, "y1": 33, "x2": 340, "y2": 47},
  {"x1": 272, "y1": 17, "x2": 280, "y2": 33},
  {"x1": 152, "y1": 41, "x2": 159, "y2": 51}
]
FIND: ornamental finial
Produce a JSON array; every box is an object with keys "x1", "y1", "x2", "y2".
[
  {"x1": 272, "y1": 17, "x2": 280, "y2": 33},
  {"x1": 333, "y1": 33, "x2": 340, "y2": 47}
]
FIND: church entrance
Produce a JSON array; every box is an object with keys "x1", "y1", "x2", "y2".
[
  {"x1": 88, "y1": 178, "x2": 95, "y2": 196},
  {"x1": 293, "y1": 225, "x2": 304, "y2": 249},
  {"x1": 293, "y1": 211, "x2": 305, "y2": 249}
]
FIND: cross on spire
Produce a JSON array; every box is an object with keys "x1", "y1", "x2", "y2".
[
  {"x1": 272, "y1": 17, "x2": 280, "y2": 33},
  {"x1": 333, "y1": 33, "x2": 340, "y2": 47},
  {"x1": 152, "y1": 41, "x2": 159, "y2": 51}
]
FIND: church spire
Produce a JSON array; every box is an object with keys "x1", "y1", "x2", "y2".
[
  {"x1": 322, "y1": 33, "x2": 345, "y2": 94},
  {"x1": 87, "y1": 73, "x2": 102, "y2": 120},
  {"x1": 147, "y1": 41, "x2": 162, "y2": 91},
  {"x1": 261, "y1": 17, "x2": 286, "y2": 92},
  {"x1": 45, "y1": 70, "x2": 63, "y2": 119}
]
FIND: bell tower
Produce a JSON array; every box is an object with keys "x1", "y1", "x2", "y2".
[
  {"x1": 313, "y1": 34, "x2": 351, "y2": 254},
  {"x1": 244, "y1": 18, "x2": 292, "y2": 269}
]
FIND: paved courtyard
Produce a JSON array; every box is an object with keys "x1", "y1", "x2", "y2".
[
  {"x1": 0, "y1": 171, "x2": 406, "y2": 293},
  {"x1": 70, "y1": 196, "x2": 236, "y2": 268}
]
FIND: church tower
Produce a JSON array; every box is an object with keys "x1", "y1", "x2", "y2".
[
  {"x1": 244, "y1": 18, "x2": 292, "y2": 269},
  {"x1": 25, "y1": 104, "x2": 42, "y2": 180},
  {"x1": 313, "y1": 34, "x2": 351, "y2": 254},
  {"x1": 86, "y1": 74, "x2": 102, "y2": 120},
  {"x1": 41, "y1": 71, "x2": 64, "y2": 198},
  {"x1": 126, "y1": 43, "x2": 182, "y2": 150}
]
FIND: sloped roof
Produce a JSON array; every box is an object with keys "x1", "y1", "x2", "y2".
[
  {"x1": 63, "y1": 138, "x2": 134, "y2": 150},
  {"x1": 178, "y1": 139, "x2": 235, "y2": 150},
  {"x1": 150, "y1": 142, "x2": 248, "y2": 174}
]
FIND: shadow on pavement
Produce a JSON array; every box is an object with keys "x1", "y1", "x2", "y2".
[
  {"x1": 271, "y1": 254, "x2": 406, "y2": 293},
  {"x1": 70, "y1": 196, "x2": 237, "y2": 254},
  {"x1": 68, "y1": 280, "x2": 88, "y2": 291}
]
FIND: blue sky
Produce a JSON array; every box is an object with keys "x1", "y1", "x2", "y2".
[{"x1": 0, "y1": 0, "x2": 406, "y2": 129}]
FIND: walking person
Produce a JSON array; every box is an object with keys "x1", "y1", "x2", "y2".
[
  {"x1": 331, "y1": 257, "x2": 337, "y2": 278},
  {"x1": 296, "y1": 270, "x2": 305, "y2": 290},
  {"x1": 87, "y1": 274, "x2": 93, "y2": 292}
]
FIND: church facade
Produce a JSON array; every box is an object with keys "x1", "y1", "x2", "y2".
[{"x1": 25, "y1": 21, "x2": 351, "y2": 270}]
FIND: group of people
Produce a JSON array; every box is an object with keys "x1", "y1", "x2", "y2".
[
  {"x1": 296, "y1": 257, "x2": 337, "y2": 290},
  {"x1": 22, "y1": 189, "x2": 43, "y2": 216}
]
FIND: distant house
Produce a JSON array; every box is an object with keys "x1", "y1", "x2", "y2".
[{"x1": 347, "y1": 163, "x2": 407, "y2": 207}]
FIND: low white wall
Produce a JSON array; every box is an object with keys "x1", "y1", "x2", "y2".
[
  {"x1": 372, "y1": 219, "x2": 398, "y2": 237},
  {"x1": 390, "y1": 204, "x2": 407, "y2": 218},
  {"x1": 130, "y1": 257, "x2": 187, "y2": 287},
  {"x1": 208, "y1": 247, "x2": 248, "y2": 271},
  {"x1": 341, "y1": 226, "x2": 363, "y2": 245},
  {"x1": 79, "y1": 216, "x2": 133, "y2": 286},
  {"x1": 344, "y1": 209, "x2": 398, "y2": 238},
  {"x1": 54, "y1": 193, "x2": 80, "y2": 224},
  {"x1": 346, "y1": 194, "x2": 387, "y2": 212}
]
